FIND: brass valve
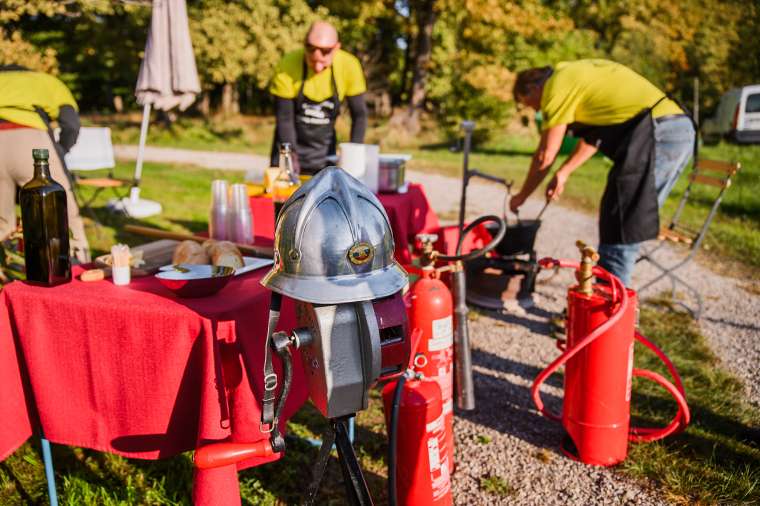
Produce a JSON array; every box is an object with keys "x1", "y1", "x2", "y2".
[
  {"x1": 415, "y1": 233, "x2": 439, "y2": 267},
  {"x1": 576, "y1": 240, "x2": 599, "y2": 295}
]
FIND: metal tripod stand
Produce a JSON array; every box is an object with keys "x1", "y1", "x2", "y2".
[{"x1": 305, "y1": 416, "x2": 373, "y2": 506}]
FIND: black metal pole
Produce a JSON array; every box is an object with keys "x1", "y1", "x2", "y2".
[
  {"x1": 458, "y1": 120, "x2": 475, "y2": 238},
  {"x1": 334, "y1": 418, "x2": 374, "y2": 506},
  {"x1": 452, "y1": 262, "x2": 475, "y2": 410}
]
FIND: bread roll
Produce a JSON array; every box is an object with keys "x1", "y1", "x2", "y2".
[
  {"x1": 205, "y1": 240, "x2": 244, "y2": 269},
  {"x1": 173, "y1": 240, "x2": 210, "y2": 265}
]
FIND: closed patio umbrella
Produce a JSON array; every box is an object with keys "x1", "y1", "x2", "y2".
[{"x1": 109, "y1": 0, "x2": 201, "y2": 218}]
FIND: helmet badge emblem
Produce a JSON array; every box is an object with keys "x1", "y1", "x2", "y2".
[{"x1": 349, "y1": 242, "x2": 374, "y2": 265}]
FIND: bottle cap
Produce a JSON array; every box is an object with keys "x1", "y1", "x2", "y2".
[{"x1": 32, "y1": 148, "x2": 49, "y2": 161}]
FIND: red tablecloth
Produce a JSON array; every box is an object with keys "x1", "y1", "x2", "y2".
[
  {"x1": 0, "y1": 266, "x2": 308, "y2": 505},
  {"x1": 250, "y1": 183, "x2": 440, "y2": 263}
]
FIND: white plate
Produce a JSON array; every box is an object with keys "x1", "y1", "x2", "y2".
[{"x1": 159, "y1": 256, "x2": 274, "y2": 277}]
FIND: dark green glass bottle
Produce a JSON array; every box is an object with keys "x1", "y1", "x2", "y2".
[{"x1": 19, "y1": 148, "x2": 71, "y2": 286}]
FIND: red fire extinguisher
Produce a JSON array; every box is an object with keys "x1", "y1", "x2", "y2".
[
  {"x1": 383, "y1": 375, "x2": 452, "y2": 506},
  {"x1": 532, "y1": 242, "x2": 691, "y2": 466},
  {"x1": 404, "y1": 254, "x2": 456, "y2": 472},
  {"x1": 403, "y1": 216, "x2": 506, "y2": 472}
]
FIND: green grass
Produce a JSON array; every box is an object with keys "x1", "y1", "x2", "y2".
[
  {"x1": 624, "y1": 304, "x2": 760, "y2": 505},
  {"x1": 479, "y1": 474, "x2": 515, "y2": 497},
  {"x1": 0, "y1": 398, "x2": 390, "y2": 505},
  {"x1": 88, "y1": 114, "x2": 274, "y2": 155},
  {"x1": 74, "y1": 161, "x2": 253, "y2": 258}
]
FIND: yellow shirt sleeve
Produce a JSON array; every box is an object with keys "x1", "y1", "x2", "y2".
[
  {"x1": 0, "y1": 72, "x2": 78, "y2": 130},
  {"x1": 340, "y1": 52, "x2": 367, "y2": 98},
  {"x1": 269, "y1": 51, "x2": 301, "y2": 99},
  {"x1": 540, "y1": 72, "x2": 579, "y2": 129}
]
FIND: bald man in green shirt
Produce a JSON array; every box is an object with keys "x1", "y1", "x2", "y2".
[
  {"x1": 510, "y1": 60, "x2": 695, "y2": 286},
  {"x1": 0, "y1": 67, "x2": 89, "y2": 261}
]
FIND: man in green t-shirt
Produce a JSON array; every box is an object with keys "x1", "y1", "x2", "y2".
[
  {"x1": 509, "y1": 59, "x2": 695, "y2": 286},
  {"x1": 0, "y1": 66, "x2": 89, "y2": 261},
  {"x1": 269, "y1": 21, "x2": 368, "y2": 174}
]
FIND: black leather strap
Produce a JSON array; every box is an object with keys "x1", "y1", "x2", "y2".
[
  {"x1": 269, "y1": 329, "x2": 293, "y2": 452},
  {"x1": 654, "y1": 113, "x2": 688, "y2": 124},
  {"x1": 261, "y1": 292, "x2": 282, "y2": 429}
]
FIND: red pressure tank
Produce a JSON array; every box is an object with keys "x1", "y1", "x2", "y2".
[
  {"x1": 408, "y1": 266, "x2": 455, "y2": 470},
  {"x1": 564, "y1": 284, "x2": 637, "y2": 465},
  {"x1": 382, "y1": 378, "x2": 452, "y2": 506},
  {"x1": 532, "y1": 244, "x2": 690, "y2": 467}
]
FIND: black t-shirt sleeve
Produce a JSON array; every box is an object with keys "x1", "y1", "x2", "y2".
[
  {"x1": 347, "y1": 93, "x2": 367, "y2": 143},
  {"x1": 57, "y1": 105, "x2": 80, "y2": 154},
  {"x1": 274, "y1": 97, "x2": 298, "y2": 147}
]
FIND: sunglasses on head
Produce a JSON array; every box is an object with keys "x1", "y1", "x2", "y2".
[{"x1": 305, "y1": 43, "x2": 336, "y2": 55}]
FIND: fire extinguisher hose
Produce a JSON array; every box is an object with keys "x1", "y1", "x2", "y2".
[
  {"x1": 437, "y1": 214, "x2": 506, "y2": 263},
  {"x1": 388, "y1": 373, "x2": 407, "y2": 506},
  {"x1": 629, "y1": 331, "x2": 691, "y2": 441},
  {"x1": 531, "y1": 258, "x2": 690, "y2": 440},
  {"x1": 530, "y1": 261, "x2": 628, "y2": 422}
]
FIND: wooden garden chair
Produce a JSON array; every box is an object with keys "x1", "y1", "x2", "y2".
[{"x1": 636, "y1": 158, "x2": 741, "y2": 319}]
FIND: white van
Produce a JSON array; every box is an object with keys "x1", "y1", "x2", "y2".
[{"x1": 702, "y1": 84, "x2": 760, "y2": 144}]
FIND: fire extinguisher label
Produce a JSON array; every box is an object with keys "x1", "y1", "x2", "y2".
[
  {"x1": 427, "y1": 436, "x2": 441, "y2": 470},
  {"x1": 425, "y1": 412, "x2": 451, "y2": 499},
  {"x1": 626, "y1": 342, "x2": 634, "y2": 402},
  {"x1": 430, "y1": 316, "x2": 453, "y2": 351}
]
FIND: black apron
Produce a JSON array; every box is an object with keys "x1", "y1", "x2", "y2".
[
  {"x1": 569, "y1": 96, "x2": 667, "y2": 244},
  {"x1": 271, "y1": 60, "x2": 340, "y2": 175}
]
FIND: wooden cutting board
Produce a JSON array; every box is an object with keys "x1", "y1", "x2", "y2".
[{"x1": 94, "y1": 239, "x2": 178, "y2": 277}]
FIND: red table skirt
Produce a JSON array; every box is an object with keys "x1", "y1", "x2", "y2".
[
  {"x1": 250, "y1": 183, "x2": 440, "y2": 264},
  {"x1": 0, "y1": 266, "x2": 308, "y2": 505}
]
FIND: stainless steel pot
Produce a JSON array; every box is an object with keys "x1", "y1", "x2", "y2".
[{"x1": 377, "y1": 155, "x2": 410, "y2": 193}]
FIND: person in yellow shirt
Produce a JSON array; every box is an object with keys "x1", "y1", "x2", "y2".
[
  {"x1": 509, "y1": 59, "x2": 696, "y2": 286},
  {"x1": 269, "y1": 21, "x2": 368, "y2": 174},
  {"x1": 0, "y1": 66, "x2": 89, "y2": 261}
]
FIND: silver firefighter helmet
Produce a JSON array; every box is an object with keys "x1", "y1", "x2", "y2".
[{"x1": 261, "y1": 166, "x2": 408, "y2": 304}]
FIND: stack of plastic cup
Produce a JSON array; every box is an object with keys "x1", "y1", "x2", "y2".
[
  {"x1": 228, "y1": 183, "x2": 254, "y2": 245},
  {"x1": 209, "y1": 180, "x2": 229, "y2": 240}
]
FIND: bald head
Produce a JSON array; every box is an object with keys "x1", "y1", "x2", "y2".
[
  {"x1": 304, "y1": 21, "x2": 340, "y2": 74},
  {"x1": 306, "y1": 21, "x2": 339, "y2": 47}
]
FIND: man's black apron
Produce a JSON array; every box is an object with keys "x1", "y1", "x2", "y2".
[
  {"x1": 568, "y1": 96, "x2": 668, "y2": 245},
  {"x1": 272, "y1": 60, "x2": 340, "y2": 175}
]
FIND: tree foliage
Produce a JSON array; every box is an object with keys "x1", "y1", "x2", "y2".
[{"x1": 1, "y1": 0, "x2": 757, "y2": 129}]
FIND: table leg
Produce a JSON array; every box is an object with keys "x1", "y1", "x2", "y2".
[{"x1": 40, "y1": 437, "x2": 59, "y2": 506}]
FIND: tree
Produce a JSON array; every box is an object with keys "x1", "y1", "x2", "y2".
[{"x1": 189, "y1": 0, "x2": 328, "y2": 115}]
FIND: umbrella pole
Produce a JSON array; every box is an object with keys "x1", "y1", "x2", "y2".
[
  {"x1": 134, "y1": 102, "x2": 152, "y2": 187},
  {"x1": 106, "y1": 102, "x2": 162, "y2": 218}
]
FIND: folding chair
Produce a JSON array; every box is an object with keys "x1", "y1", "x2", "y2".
[
  {"x1": 61, "y1": 127, "x2": 129, "y2": 226},
  {"x1": 636, "y1": 158, "x2": 741, "y2": 319}
]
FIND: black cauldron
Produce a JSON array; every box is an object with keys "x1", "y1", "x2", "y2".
[{"x1": 485, "y1": 219, "x2": 541, "y2": 257}]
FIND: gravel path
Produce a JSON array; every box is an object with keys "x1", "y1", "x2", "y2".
[
  {"x1": 114, "y1": 146, "x2": 759, "y2": 504},
  {"x1": 413, "y1": 169, "x2": 760, "y2": 406}
]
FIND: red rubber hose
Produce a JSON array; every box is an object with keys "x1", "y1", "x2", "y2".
[{"x1": 531, "y1": 257, "x2": 690, "y2": 442}]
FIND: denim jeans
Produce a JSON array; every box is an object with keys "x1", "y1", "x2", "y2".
[{"x1": 598, "y1": 116, "x2": 695, "y2": 286}]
